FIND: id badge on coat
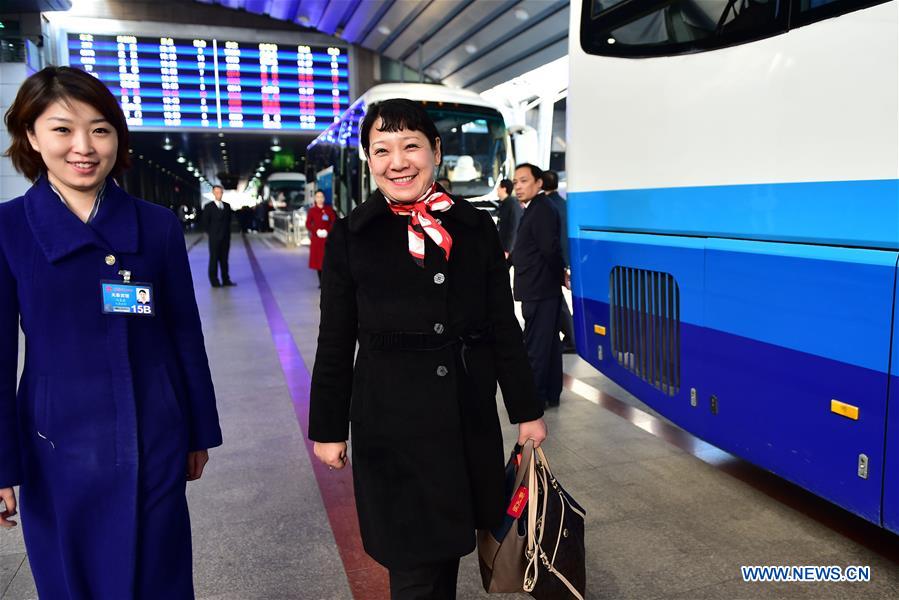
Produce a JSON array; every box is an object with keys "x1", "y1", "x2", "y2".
[
  {"x1": 101, "y1": 281, "x2": 155, "y2": 316},
  {"x1": 322, "y1": 213, "x2": 330, "y2": 221}
]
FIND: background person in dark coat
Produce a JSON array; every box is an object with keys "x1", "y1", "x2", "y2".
[
  {"x1": 0, "y1": 66, "x2": 222, "y2": 599},
  {"x1": 201, "y1": 185, "x2": 234, "y2": 287},
  {"x1": 510, "y1": 163, "x2": 566, "y2": 407},
  {"x1": 542, "y1": 169, "x2": 575, "y2": 353},
  {"x1": 309, "y1": 99, "x2": 546, "y2": 600},
  {"x1": 495, "y1": 178, "x2": 520, "y2": 258}
]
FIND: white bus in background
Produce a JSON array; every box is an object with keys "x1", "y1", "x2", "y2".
[
  {"x1": 263, "y1": 172, "x2": 309, "y2": 245},
  {"x1": 306, "y1": 83, "x2": 515, "y2": 218},
  {"x1": 264, "y1": 172, "x2": 307, "y2": 211}
]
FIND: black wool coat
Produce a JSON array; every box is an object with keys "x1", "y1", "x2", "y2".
[
  {"x1": 510, "y1": 193, "x2": 565, "y2": 302},
  {"x1": 544, "y1": 190, "x2": 569, "y2": 268},
  {"x1": 496, "y1": 196, "x2": 522, "y2": 254},
  {"x1": 308, "y1": 188, "x2": 543, "y2": 569},
  {"x1": 200, "y1": 201, "x2": 231, "y2": 244}
]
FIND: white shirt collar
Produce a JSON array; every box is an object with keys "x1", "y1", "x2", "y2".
[
  {"x1": 50, "y1": 180, "x2": 106, "y2": 223},
  {"x1": 520, "y1": 192, "x2": 543, "y2": 209}
]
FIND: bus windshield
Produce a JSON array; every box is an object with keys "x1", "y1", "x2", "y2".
[
  {"x1": 268, "y1": 179, "x2": 306, "y2": 210},
  {"x1": 427, "y1": 108, "x2": 508, "y2": 198}
]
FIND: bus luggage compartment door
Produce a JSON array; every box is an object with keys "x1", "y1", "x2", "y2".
[{"x1": 703, "y1": 239, "x2": 897, "y2": 525}]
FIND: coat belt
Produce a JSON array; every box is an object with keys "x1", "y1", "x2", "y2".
[{"x1": 360, "y1": 327, "x2": 494, "y2": 374}]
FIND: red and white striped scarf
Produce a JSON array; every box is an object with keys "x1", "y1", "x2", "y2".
[{"x1": 385, "y1": 183, "x2": 454, "y2": 268}]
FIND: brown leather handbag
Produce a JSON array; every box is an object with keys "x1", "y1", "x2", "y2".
[{"x1": 477, "y1": 441, "x2": 586, "y2": 599}]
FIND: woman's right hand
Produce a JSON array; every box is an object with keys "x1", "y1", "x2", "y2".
[
  {"x1": 0, "y1": 487, "x2": 17, "y2": 529},
  {"x1": 314, "y1": 441, "x2": 348, "y2": 470}
]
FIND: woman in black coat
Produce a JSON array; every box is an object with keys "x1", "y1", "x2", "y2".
[{"x1": 309, "y1": 99, "x2": 547, "y2": 599}]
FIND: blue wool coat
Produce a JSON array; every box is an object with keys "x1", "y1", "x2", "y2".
[{"x1": 0, "y1": 176, "x2": 223, "y2": 599}]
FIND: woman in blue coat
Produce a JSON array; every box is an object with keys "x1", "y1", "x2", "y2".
[{"x1": 0, "y1": 67, "x2": 222, "y2": 598}]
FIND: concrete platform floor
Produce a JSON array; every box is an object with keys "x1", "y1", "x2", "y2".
[{"x1": 2, "y1": 232, "x2": 899, "y2": 599}]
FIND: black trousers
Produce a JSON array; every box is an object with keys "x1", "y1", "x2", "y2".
[
  {"x1": 208, "y1": 235, "x2": 230, "y2": 284},
  {"x1": 389, "y1": 558, "x2": 460, "y2": 600},
  {"x1": 522, "y1": 296, "x2": 563, "y2": 406}
]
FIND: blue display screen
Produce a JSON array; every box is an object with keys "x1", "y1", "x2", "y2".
[{"x1": 68, "y1": 33, "x2": 350, "y2": 131}]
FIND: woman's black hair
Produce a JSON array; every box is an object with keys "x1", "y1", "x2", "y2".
[
  {"x1": 360, "y1": 98, "x2": 440, "y2": 163},
  {"x1": 4, "y1": 66, "x2": 131, "y2": 181}
]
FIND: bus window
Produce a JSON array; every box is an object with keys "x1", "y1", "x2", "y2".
[
  {"x1": 581, "y1": 0, "x2": 786, "y2": 57},
  {"x1": 792, "y1": 0, "x2": 888, "y2": 27},
  {"x1": 428, "y1": 108, "x2": 508, "y2": 198},
  {"x1": 582, "y1": 0, "x2": 891, "y2": 56}
]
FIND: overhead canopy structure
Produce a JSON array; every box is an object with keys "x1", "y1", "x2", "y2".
[
  {"x1": 194, "y1": 0, "x2": 569, "y2": 92},
  {"x1": 0, "y1": 0, "x2": 72, "y2": 10}
]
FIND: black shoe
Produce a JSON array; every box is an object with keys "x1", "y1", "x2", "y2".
[
  {"x1": 211, "y1": 281, "x2": 222, "y2": 288},
  {"x1": 545, "y1": 400, "x2": 560, "y2": 408},
  {"x1": 223, "y1": 280, "x2": 237, "y2": 286}
]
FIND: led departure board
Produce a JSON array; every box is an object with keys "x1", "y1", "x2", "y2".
[{"x1": 68, "y1": 33, "x2": 351, "y2": 131}]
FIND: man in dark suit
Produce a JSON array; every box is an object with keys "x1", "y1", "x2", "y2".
[
  {"x1": 496, "y1": 178, "x2": 521, "y2": 258},
  {"x1": 542, "y1": 170, "x2": 575, "y2": 353},
  {"x1": 510, "y1": 163, "x2": 565, "y2": 407},
  {"x1": 201, "y1": 185, "x2": 235, "y2": 287}
]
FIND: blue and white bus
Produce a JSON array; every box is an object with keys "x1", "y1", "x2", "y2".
[{"x1": 568, "y1": 0, "x2": 899, "y2": 531}]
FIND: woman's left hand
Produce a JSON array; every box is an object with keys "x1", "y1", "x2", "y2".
[
  {"x1": 187, "y1": 450, "x2": 209, "y2": 481},
  {"x1": 517, "y1": 418, "x2": 547, "y2": 448}
]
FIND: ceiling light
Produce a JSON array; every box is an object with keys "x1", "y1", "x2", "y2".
[
  {"x1": 219, "y1": 142, "x2": 225, "y2": 147},
  {"x1": 176, "y1": 155, "x2": 186, "y2": 163},
  {"x1": 265, "y1": 158, "x2": 271, "y2": 163},
  {"x1": 607, "y1": 37, "x2": 616, "y2": 44},
  {"x1": 464, "y1": 44, "x2": 477, "y2": 54},
  {"x1": 218, "y1": 132, "x2": 224, "y2": 138},
  {"x1": 162, "y1": 136, "x2": 173, "y2": 150},
  {"x1": 513, "y1": 8, "x2": 529, "y2": 20},
  {"x1": 270, "y1": 145, "x2": 281, "y2": 152},
  {"x1": 377, "y1": 25, "x2": 391, "y2": 35}
]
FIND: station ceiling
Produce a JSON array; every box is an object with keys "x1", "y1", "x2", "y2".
[
  {"x1": 194, "y1": 0, "x2": 570, "y2": 93},
  {"x1": 2, "y1": 0, "x2": 71, "y2": 10}
]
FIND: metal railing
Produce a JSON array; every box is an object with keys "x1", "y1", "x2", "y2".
[{"x1": 271, "y1": 210, "x2": 310, "y2": 247}]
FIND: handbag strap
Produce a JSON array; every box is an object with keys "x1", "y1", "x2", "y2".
[
  {"x1": 535, "y1": 446, "x2": 554, "y2": 478},
  {"x1": 523, "y1": 446, "x2": 541, "y2": 592},
  {"x1": 512, "y1": 439, "x2": 535, "y2": 493}
]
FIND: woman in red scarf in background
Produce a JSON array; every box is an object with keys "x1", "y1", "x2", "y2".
[{"x1": 306, "y1": 189, "x2": 337, "y2": 286}]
